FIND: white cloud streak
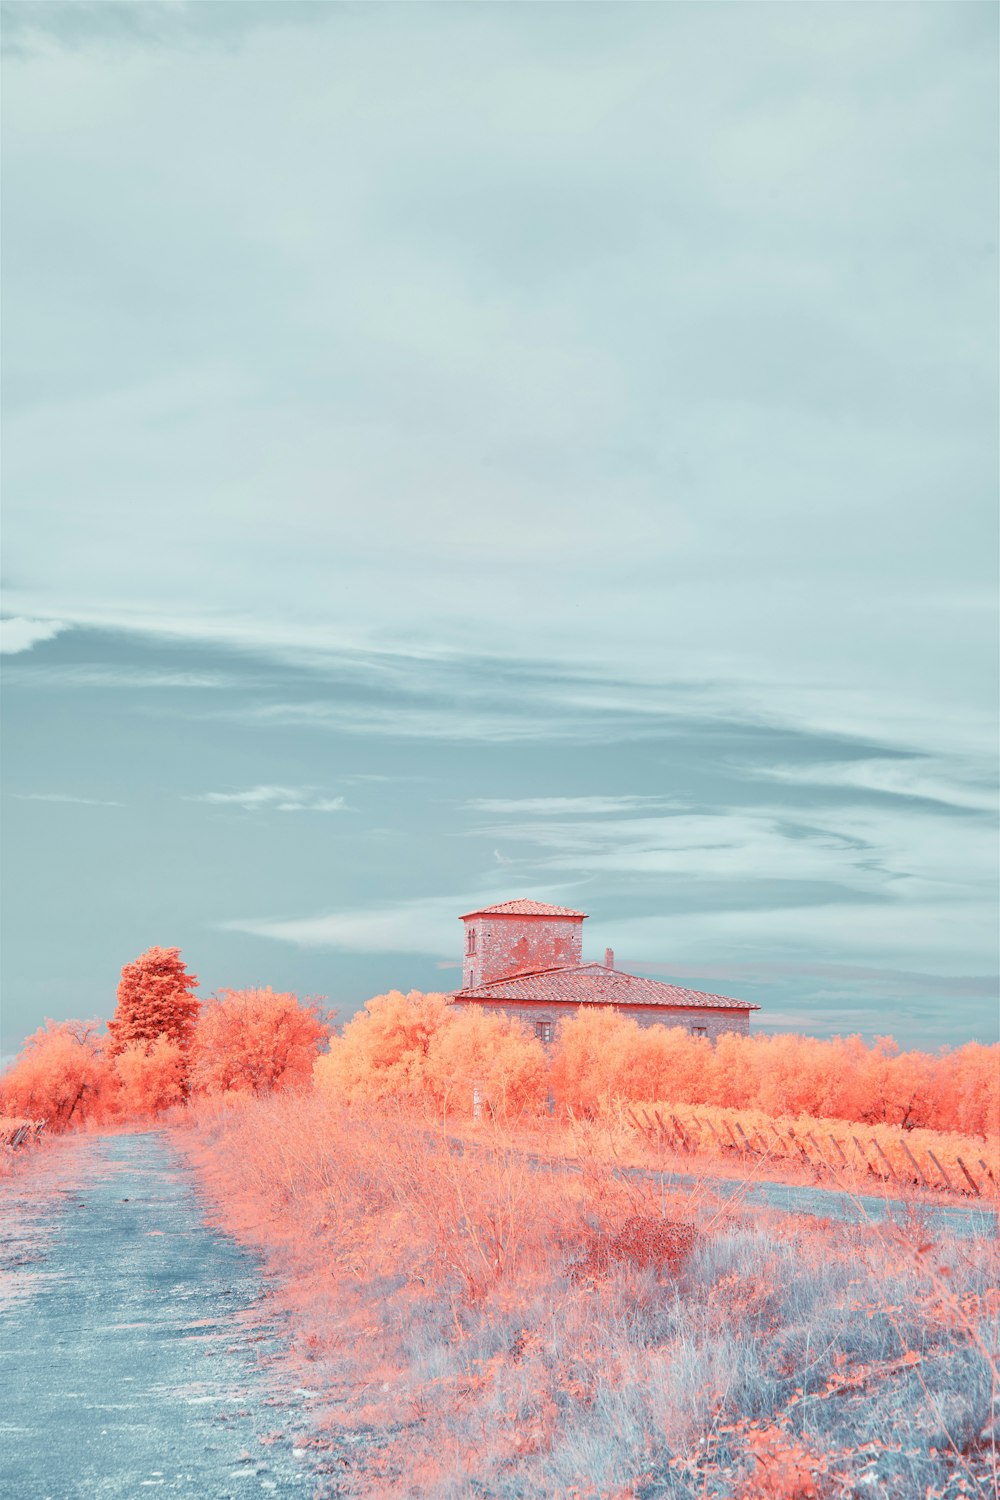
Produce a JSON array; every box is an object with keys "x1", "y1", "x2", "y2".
[
  {"x1": 221, "y1": 887, "x2": 591, "y2": 955},
  {"x1": 14, "y1": 792, "x2": 122, "y2": 807},
  {"x1": 193, "y1": 785, "x2": 348, "y2": 814},
  {"x1": 747, "y1": 758, "x2": 998, "y2": 813},
  {"x1": 7, "y1": 665, "x2": 231, "y2": 689},
  {"x1": 468, "y1": 795, "x2": 669, "y2": 815}
]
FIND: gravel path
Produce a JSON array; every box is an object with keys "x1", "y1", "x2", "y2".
[
  {"x1": 0, "y1": 1132, "x2": 328, "y2": 1500},
  {"x1": 510, "y1": 1147, "x2": 997, "y2": 1240},
  {"x1": 652, "y1": 1163, "x2": 999, "y2": 1237}
]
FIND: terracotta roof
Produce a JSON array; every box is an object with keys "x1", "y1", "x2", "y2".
[
  {"x1": 453, "y1": 963, "x2": 757, "y2": 1011},
  {"x1": 459, "y1": 899, "x2": 589, "y2": 919}
]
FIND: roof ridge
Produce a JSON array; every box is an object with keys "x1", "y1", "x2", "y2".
[
  {"x1": 460, "y1": 961, "x2": 580, "y2": 991},
  {"x1": 453, "y1": 963, "x2": 758, "y2": 1010},
  {"x1": 459, "y1": 897, "x2": 589, "y2": 919}
]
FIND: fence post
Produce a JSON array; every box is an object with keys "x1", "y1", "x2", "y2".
[
  {"x1": 899, "y1": 1137, "x2": 929, "y2": 1188},
  {"x1": 806, "y1": 1132, "x2": 831, "y2": 1171},
  {"x1": 785, "y1": 1126, "x2": 812, "y2": 1166},
  {"x1": 926, "y1": 1150, "x2": 954, "y2": 1193},
  {"x1": 851, "y1": 1136, "x2": 876, "y2": 1177},
  {"x1": 871, "y1": 1140, "x2": 898, "y2": 1184},
  {"x1": 472, "y1": 1081, "x2": 482, "y2": 1121},
  {"x1": 955, "y1": 1156, "x2": 981, "y2": 1196},
  {"x1": 828, "y1": 1134, "x2": 850, "y2": 1170}
]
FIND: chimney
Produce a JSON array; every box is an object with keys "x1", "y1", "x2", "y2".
[{"x1": 604, "y1": 947, "x2": 614, "y2": 969}]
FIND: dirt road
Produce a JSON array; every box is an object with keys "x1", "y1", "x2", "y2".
[
  {"x1": 500, "y1": 1142, "x2": 998, "y2": 1240},
  {"x1": 0, "y1": 1133, "x2": 325, "y2": 1500}
]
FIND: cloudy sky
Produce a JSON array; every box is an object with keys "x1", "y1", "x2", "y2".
[{"x1": 2, "y1": 1, "x2": 997, "y2": 1058}]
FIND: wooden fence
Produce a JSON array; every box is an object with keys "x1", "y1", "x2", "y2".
[
  {"x1": 0, "y1": 1118, "x2": 47, "y2": 1150},
  {"x1": 624, "y1": 1105, "x2": 995, "y2": 1199}
]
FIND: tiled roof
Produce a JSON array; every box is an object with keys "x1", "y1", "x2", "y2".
[
  {"x1": 453, "y1": 962, "x2": 757, "y2": 1011},
  {"x1": 459, "y1": 899, "x2": 589, "y2": 919}
]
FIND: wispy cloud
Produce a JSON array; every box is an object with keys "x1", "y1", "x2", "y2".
[
  {"x1": 5, "y1": 664, "x2": 231, "y2": 689},
  {"x1": 221, "y1": 895, "x2": 463, "y2": 956},
  {"x1": 468, "y1": 797, "x2": 996, "y2": 895},
  {"x1": 0, "y1": 618, "x2": 66, "y2": 655},
  {"x1": 192, "y1": 785, "x2": 348, "y2": 814},
  {"x1": 634, "y1": 959, "x2": 998, "y2": 998},
  {"x1": 221, "y1": 887, "x2": 590, "y2": 955},
  {"x1": 605, "y1": 899, "x2": 1000, "y2": 977},
  {"x1": 14, "y1": 792, "x2": 122, "y2": 807},
  {"x1": 240, "y1": 699, "x2": 629, "y2": 745},
  {"x1": 468, "y1": 795, "x2": 668, "y2": 815},
  {"x1": 745, "y1": 758, "x2": 998, "y2": 814}
]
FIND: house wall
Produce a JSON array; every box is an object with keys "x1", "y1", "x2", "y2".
[
  {"x1": 453, "y1": 997, "x2": 751, "y2": 1041},
  {"x1": 461, "y1": 915, "x2": 584, "y2": 989}
]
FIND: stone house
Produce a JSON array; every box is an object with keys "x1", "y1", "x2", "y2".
[{"x1": 451, "y1": 898, "x2": 757, "y2": 1042}]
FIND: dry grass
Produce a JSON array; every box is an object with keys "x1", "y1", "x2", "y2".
[{"x1": 173, "y1": 1089, "x2": 999, "y2": 1499}]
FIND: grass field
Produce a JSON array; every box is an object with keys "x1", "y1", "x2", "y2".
[{"x1": 173, "y1": 1090, "x2": 999, "y2": 1499}]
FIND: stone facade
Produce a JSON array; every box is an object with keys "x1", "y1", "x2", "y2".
[
  {"x1": 460, "y1": 900, "x2": 585, "y2": 990},
  {"x1": 458, "y1": 998, "x2": 750, "y2": 1042}
]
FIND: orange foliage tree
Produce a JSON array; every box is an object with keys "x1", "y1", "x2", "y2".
[
  {"x1": 548, "y1": 1008, "x2": 711, "y2": 1116},
  {"x1": 315, "y1": 990, "x2": 451, "y2": 1104},
  {"x1": 190, "y1": 988, "x2": 331, "y2": 1096},
  {"x1": 425, "y1": 1006, "x2": 547, "y2": 1118},
  {"x1": 107, "y1": 946, "x2": 200, "y2": 1056},
  {"x1": 113, "y1": 1036, "x2": 187, "y2": 1118},
  {"x1": 314, "y1": 991, "x2": 548, "y2": 1117},
  {"x1": 0, "y1": 1019, "x2": 114, "y2": 1130},
  {"x1": 549, "y1": 1009, "x2": 1000, "y2": 1137},
  {"x1": 932, "y1": 1040, "x2": 1000, "y2": 1136}
]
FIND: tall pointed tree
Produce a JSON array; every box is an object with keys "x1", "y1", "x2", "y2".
[{"x1": 107, "y1": 946, "x2": 200, "y2": 1056}]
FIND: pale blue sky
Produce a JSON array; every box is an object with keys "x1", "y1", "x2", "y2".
[{"x1": 2, "y1": 2, "x2": 997, "y2": 1057}]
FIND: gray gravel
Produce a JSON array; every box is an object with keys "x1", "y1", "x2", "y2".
[
  {"x1": 651, "y1": 1163, "x2": 999, "y2": 1237},
  {"x1": 512, "y1": 1148, "x2": 998, "y2": 1239},
  {"x1": 0, "y1": 1132, "x2": 330, "y2": 1500}
]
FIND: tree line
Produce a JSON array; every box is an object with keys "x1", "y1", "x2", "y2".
[{"x1": 2, "y1": 949, "x2": 996, "y2": 1140}]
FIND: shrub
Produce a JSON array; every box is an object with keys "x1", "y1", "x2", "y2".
[
  {"x1": 314, "y1": 990, "x2": 452, "y2": 1104},
  {"x1": 0, "y1": 1019, "x2": 114, "y2": 1130},
  {"x1": 549, "y1": 1010, "x2": 1000, "y2": 1137},
  {"x1": 425, "y1": 1006, "x2": 547, "y2": 1118},
  {"x1": 113, "y1": 1036, "x2": 187, "y2": 1118}
]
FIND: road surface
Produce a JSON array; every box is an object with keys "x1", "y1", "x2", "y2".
[
  {"x1": 499, "y1": 1143, "x2": 998, "y2": 1241},
  {"x1": 0, "y1": 1132, "x2": 328, "y2": 1499},
  {"x1": 1, "y1": 1127, "x2": 993, "y2": 1500}
]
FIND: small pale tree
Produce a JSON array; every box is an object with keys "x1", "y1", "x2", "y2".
[{"x1": 107, "y1": 946, "x2": 200, "y2": 1056}]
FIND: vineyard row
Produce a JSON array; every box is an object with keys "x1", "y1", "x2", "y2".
[{"x1": 626, "y1": 1101, "x2": 998, "y2": 1198}]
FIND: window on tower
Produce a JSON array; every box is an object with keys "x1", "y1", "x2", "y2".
[{"x1": 466, "y1": 929, "x2": 476, "y2": 954}]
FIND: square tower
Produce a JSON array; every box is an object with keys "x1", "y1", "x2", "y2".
[{"x1": 460, "y1": 898, "x2": 587, "y2": 989}]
